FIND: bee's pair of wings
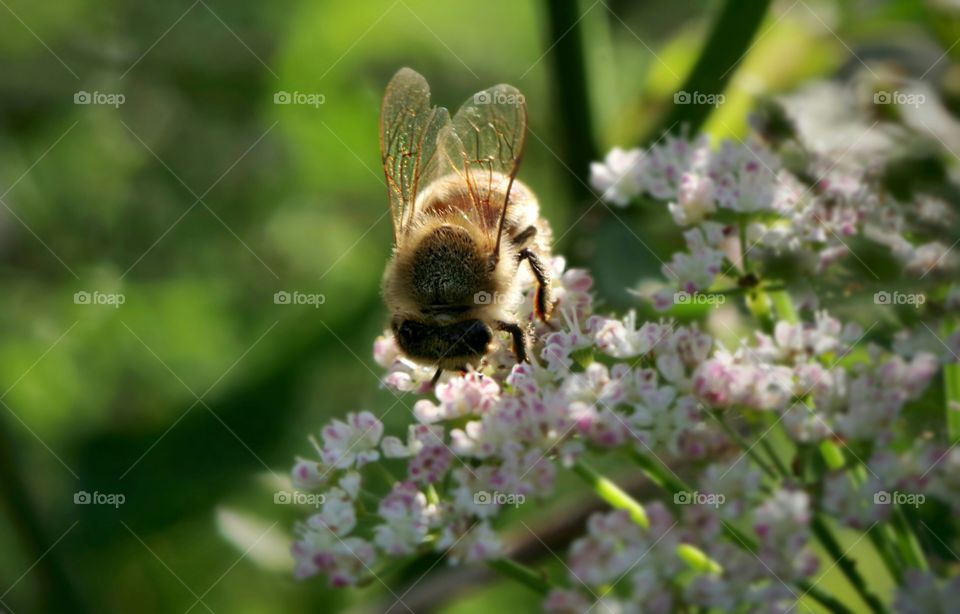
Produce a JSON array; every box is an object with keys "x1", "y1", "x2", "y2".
[{"x1": 379, "y1": 68, "x2": 527, "y2": 249}]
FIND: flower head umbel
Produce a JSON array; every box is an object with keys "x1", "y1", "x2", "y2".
[{"x1": 285, "y1": 81, "x2": 960, "y2": 610}]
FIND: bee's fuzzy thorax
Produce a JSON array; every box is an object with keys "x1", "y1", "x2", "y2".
[{"x1": 381, "y1": 221, "x2": 520, "y2": 325}]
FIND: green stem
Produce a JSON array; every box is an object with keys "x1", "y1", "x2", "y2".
[
  {"x1": 374, "y1": 462, "x2": 398, "y2": 487},
  {"x1": 795, "y1": 580, "x2": 857, "y2": 614},
  {"x1": 572, "y1": 460, "x2": 648, "y2": 528},
  {"x1": 830, "y1": 440, "x2": 912, "y2": 582},
  {"x1": 487, "y1": 558, "x2": 553, "y2": 594},
  {"x1": 769, "y1": 289, "x2": 799, "y2": 324},
  {"x1": 739, "y1": 217, "x2": 751, "y2": 275},
  {"x1": 0, "y1": 415, "x2": 88, "y2": 613},
  {"x1": 844, "y1": 464, "x2": 914, "y2": 579},
  {"x1": 628, "y1": 448, "x2": 688, "y2": 495},
  {"x1": 756, "y1": 413, "x2": 791, "y2": 478},
  {"x1": 890, "y1": 506, "x2": 929, "y2": 572},
  {"x1": 542, "y1": 0, "x2": 599, "y2": 201},
  {"x1": 652, "y1": 0, "x2": 774, "y2": 138},
  {"x1": 810, "y1": 518, "x2": 889, "y2": 614},
  {"x1": 710, "y1": 411, "x2": 777, "y2": 479},
  {"x1": 572, "y1": 459, "x2": 727, "y2": 574}
]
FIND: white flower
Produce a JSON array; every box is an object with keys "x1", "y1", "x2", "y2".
[
  {"x1": 590, "y1": 146, "x2": 644, "y2": 206},
  {"x1": 568, "y1": 510, "x2": 648, "y2": 586},
  {"x1": 338, "y1": 472, "x2": 361, "y2": 500},
  {"x1": 291, "y1": 458, "x2": 327, "y2": 490},
  {"x1": 373, "y1": 482, "x2": 433, "y2": 555},
  {"x1": 668, "y1": 172, "x2": 716, "y2": 225},
  {"x1": 541, "y1": 309, "x2": 594, "y2": 372},
  {"x1": 661, "y1": 227, "x2": 725, "y2": 292},
  {"x1": 437, "y1": 520, "x2": 503, "y2": 564},
  {"x1": 904, "y1": 241, "x2": 952, "y2": 275},
  {"x1": 292, "y1": 532, "x2": 376, "y2": 586},
  {"x1": 591, "y1": 312, "x2": 665, "y2": 358},
  {"x1": 630, "y1": 385, "x2": 691, "y2": 453},
  {"x1": 639, "y1": 134, "x2": 711, "y2": 200},
  {"x1": 320, "y1": 411, "x2": 384, "y2": 469},
  {"x1": 414, "y1": 372, "x2": 500, "y2": 423},
  {"x1": 307, "y1": 487, "x2": 356, "y2": 536},
  {"x1": 380, "y1": 423, "x2": 444, "y2": 458},
  {"x1": 753, "y1": 489, "x2": 817, "y2": 579}
]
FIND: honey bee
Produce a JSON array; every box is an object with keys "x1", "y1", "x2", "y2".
[{"x1": 379, "y1": 68, "x2": 553, "y2": 384}]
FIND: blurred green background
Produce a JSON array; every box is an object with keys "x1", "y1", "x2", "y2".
[{"x1": 1, "y1": 0, "x2": 959, "y2": 612}]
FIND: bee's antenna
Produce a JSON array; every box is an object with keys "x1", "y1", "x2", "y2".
[
  {"x1": 492, "y1": 175, "x2": 517, "y2": 265},
  {"x1": 430, "y1": 367, "x2": 443, "y2": 387}
]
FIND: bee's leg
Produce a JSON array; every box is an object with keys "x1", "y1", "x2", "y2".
[
  {"x1": 430, "y1": 367, "x2": 443, "y2": 387},
  {"x1": 495, "y1": 320, "x2": 528, "y2": 363},
  {"x1": 518, "y1": 248, "x2": 553, "y2": 322}
]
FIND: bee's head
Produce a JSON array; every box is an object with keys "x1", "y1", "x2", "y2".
[{"x1": 391, "y1": 317, "x2": 492, "y2": 369}]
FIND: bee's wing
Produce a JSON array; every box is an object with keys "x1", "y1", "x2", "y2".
[
  {"x1": 380, "y1": 68, "x2": 451, "y2": 244},
  {"x1": 441, "y1": 84, "x2": 527, "y2": 257}
]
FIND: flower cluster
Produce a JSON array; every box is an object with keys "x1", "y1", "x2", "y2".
[
  {"x1": 285, "y1": 247, "x2": 957, "y2": 611},
  {"x1": 290, "y1": 260, "x2": 737, "y2": 589},
  {"x1": 590, "y1": 88, "x2": 959, "y2": 307},
  {"x1": 285, "y1": 78, "x2": 960, "y2": 611}
]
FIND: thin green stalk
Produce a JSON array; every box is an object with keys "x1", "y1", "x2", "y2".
[
  {"x1": 739, "y1": 216, "x2": 751, "y2": 274},
  {"x1": 542, "y1": 0, "x2": 599, "y2": 201},
  {"x1": 374, "y1": 462, "x2": 398, "y2": 487},
  {"x1": 758, "y1": 435, "x2": 790, "y2": 478},
  {"x1": 572, "y1": 459, "x2": 727, "y2": 574},
  {"x1": 844, "y1": 464, "x2": 913, "y2": 580},
  {"x1": 794, "y1": 579, "x2": 856, "y2": 614},
  {"x1": 628, "y1": 448, "x2": 687, "y2": 494},
  {"x1": 769, "y1": 289, "x2": 799, "y2": 324},
  {"x1": 756, "y1": 412, "x2": 791, "y2": 478},
  {"x1": 0, "y1": 416, "x2": 88, "y2": 613},
  {"x1": 572, "y1": 459, "x2": 648, "y2": 528},
  {"x1": 710, "y1": 411, "x2": 777, "y2": 479},
  {"x1": 487, "y1": 558, "x2": 553, "y2": 594},
  {"x1": 652, "y1": 0, "x2": 774, "y2": 138},
  {"x1": 810, "y1": 518, "x2": 888, "y2": 614},
  {"x1": 890, "y1": 506, "x2": 929, "y2": 572}
]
